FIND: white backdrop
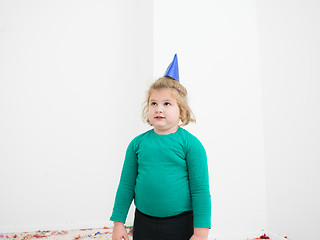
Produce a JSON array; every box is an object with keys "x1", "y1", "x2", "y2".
[
  {"x1": 1, "y1": 1, "x2": 319, "y2": 239},
  {"x1": 257, "y1": 1, "x2": 320, "y2": 239},
  {"x1": 0, "y1": 0, "x2": 152, "y2": 232}
]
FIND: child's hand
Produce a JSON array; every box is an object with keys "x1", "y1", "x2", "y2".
[
  {"x1": 112, "y1": 221, "x2": 129, "y2": 240},
  {"x1": 189, "y1": 235, "x2": 208, "y2": 240},
  {"x1": 189, "y1": 227, "x2": 209, "y2": 240}
]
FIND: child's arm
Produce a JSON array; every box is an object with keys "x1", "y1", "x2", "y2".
[
  {"x1": 112, "y1": 221, "x2": 129, "y2": 240},
  {"x1": 110, "y1": 140, "x2": 138, "y2": 223},
  {"x1": 186, "y1": 135, "x2": 211, "y2": 229},
  {"x1": 189, "y1": 227, "x2": 209, "y2": 240}
]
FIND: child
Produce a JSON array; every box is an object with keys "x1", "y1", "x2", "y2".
[{"x1": 110, "y1": 54, "x2": 211, "y2": 240}]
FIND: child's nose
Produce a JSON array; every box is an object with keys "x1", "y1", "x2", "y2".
[{"x1": 156, "y1": 106, "x2": 163, "y2": 113}]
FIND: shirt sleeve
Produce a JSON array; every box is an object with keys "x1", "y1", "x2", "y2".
[
  {"x1": 110, "y1": 140, "x2": 138, "y2": 223},
  {"x1": 186, "y1": 136, "x2": 211, "y2": 228}
]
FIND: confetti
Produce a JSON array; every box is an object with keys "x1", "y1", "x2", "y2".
[
  {"x1": 254, "y1": 233, "x2": 270, "y2": 239},
  {"x1": 0, "y1": 227, "x2": 131, "y2": 240}
]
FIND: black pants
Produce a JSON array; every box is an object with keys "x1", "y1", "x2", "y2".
[{"x1": 133, "y1": 209, "x2": 194, "y2": 240}]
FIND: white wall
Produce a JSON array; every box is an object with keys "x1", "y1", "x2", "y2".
[
  {"x1": 154, "y1": 0, "x2": 267, "y2": 236},
  {"x1": 257, "y1": 1, "x2": 320, "y2": 239},
  {"x1": 0, "y1": 0, "x2": 153, "y2": 232}
]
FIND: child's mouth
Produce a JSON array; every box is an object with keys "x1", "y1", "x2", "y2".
[{"x1": 155, "y1": 116, "x2": 165, "y2": 119}]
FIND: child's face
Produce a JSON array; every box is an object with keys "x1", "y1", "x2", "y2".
[{"x1": 148, "y1": 89, "x2": 181, "y2": 135}]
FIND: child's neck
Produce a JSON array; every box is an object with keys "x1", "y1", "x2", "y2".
[{"x1": 153, "y1": 126, "x2": 179, "y2": 135}]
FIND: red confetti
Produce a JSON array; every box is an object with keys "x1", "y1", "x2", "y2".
[{"x1": 254, "y1": 233, "x2": 270, "y2": 239}]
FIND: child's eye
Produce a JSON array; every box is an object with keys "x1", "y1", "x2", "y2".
[
  {"x1": 164, "y1": 102, "x2": 171, "y2": 106},
  {"x1": 150, "y1": 102, "x2": 157, "y2": 106}
]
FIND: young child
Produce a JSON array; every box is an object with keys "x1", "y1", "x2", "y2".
[{"x1": 110, "y1": 54, "x2": 211, "y2": 240}]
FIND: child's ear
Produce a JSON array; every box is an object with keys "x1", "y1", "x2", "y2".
[
  {"x1": 179, "y1": 107, "x2": 185, "y2": 119},
  {"x1": 179, "y1": 111, "x2": 185, "y2": 122}
]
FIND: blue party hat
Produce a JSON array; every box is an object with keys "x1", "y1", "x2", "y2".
[{"x1": 163, "y1": 53, "x2": 179, "y2": 82}]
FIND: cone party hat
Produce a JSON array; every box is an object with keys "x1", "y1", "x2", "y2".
[{"x1": 163, "y1": 53, "x2": 179, "y2": 82}]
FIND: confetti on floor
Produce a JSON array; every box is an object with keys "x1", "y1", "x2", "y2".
[
  {"x1": 1, "y1": 229, "x2": 290, "y2": 240},
  {"x1": 0, "y1": 227, "x2": 132, "y2": 240}
]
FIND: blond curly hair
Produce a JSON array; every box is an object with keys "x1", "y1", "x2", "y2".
[{"x1": 142, "y1": 77, "x2": 196, "y2": 126}]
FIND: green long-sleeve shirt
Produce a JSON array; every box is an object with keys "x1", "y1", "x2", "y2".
[{"x1": 110, "y1": 127, "x2": 211, "y2": 228}]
